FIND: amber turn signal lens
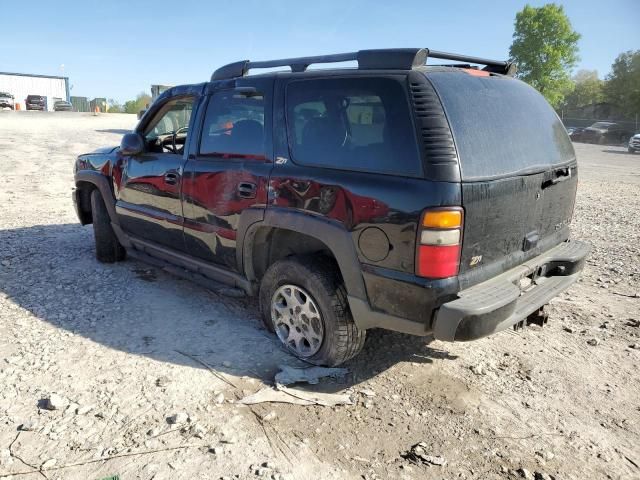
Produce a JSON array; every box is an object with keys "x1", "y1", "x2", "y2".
[{"x1": 422, "y1": 210, "x2": 462, "y2": 229}]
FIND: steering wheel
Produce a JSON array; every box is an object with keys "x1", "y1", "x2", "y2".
[{"x1": 162, "y1": 126, "x2": 189, "y2": 153}]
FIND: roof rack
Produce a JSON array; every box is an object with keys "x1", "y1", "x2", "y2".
[{"x1": 211, "y1": 48, "x2": 516, "y2": 80}]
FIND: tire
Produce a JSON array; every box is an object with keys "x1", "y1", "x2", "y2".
[
  {"x1": 90, "y1": 189, "x2": 125, "y2": 263},
  {"x1": 259, "y1": 256, "x2": 366, "y2": 366}
]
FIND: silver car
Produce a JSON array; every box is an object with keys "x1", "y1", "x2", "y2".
[
  {"x1": 629, "y1": 134, "x2": 640, "y2": 154},
  {"x1": 0, "y1": 92, "x2": 15, "y2": 110}
]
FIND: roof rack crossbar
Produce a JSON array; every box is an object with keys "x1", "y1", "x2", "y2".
[{"x1": 211, "y1": 48, "x2": 514, "y2": 80}]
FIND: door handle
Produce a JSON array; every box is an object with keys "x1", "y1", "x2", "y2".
[
  {"x1": 237, "y1": 182, "x2": 257, "y2": 199},
  {"x1": 164, "y1": 172, "x2": 179, "y2": 185}
]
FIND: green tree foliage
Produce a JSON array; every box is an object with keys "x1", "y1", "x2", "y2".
[
  {"x1": 603, "y1": 50, "x2": 640, "y2": 117},
  {"x1": 562, "y1": 70, "x2": 604, "y2": 109},
  {"x1": 107, "y1": 98, "x2": 124, "y2": 113},
  {"x1": 124, "y1": 92, "x2": 152, "y2": 115},
  {"x1": 509, "y1": 3, "x2": 581, "y2": 108}
]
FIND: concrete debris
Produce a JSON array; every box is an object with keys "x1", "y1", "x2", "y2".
[
  {"x1": 18, "y1": 420, "x2": 37, "y2": 431},
  {"x1": 587, "y1": 338, "x2": 600, "y2": 346},
  {"x1": 402, "y1": 442, "x2": 447, "y2": 466},
  {"x1": 41, "y1": 394, "x2": 67, "y2": 410},
  {"x1": 155, "y1": 376, "x2": 171, "y2": 387},
  {"x1": 274, "y1": 365, "x2": 348, "y2": 386},
  {"x1": 516, "y1": 468, "x2": 534, "y2": 479},
  {"x1": 167, "y1": 412, "x2": 189, "y2": 424}
]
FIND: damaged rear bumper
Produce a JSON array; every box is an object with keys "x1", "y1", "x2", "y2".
[{"x1": 432, "y1": 240, "x2": 590, "y2": 341}]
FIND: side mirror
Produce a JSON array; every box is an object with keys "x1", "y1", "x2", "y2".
[{"x1": 120, "y1": 133, "x2": 144, "y2": 156}]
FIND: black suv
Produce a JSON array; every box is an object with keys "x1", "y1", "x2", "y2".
[
  {"x1": 72, "y1": 48, "x2": 589, "y2": 366},
  {"x1": 25, "y1": 95, "x2": 46, "y2": 111}
]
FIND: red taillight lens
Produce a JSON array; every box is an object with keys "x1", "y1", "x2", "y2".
[
  {"x1": 416, "y1": 208, "x2": 463, "y2": 279},
  {"x1": 417, "y1": 244, "x2": 461, "y2": 278}
]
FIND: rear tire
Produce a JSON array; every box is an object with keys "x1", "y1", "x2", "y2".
[
  {"x1": 90, "y1": 189, "x2": 125, "y2": 263},
  {"x1": 259, "y1": 256, "x2": 366, "y2": 366}
]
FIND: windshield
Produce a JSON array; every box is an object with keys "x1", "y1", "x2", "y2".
[{"x1": 0, "y1": 92, "x2": 12, "y2": 98}]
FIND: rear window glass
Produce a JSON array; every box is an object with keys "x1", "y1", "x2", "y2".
[
  {"x1": 200, "y1": 91, "x2": 265, "y2": 158},
  {"x1": 286, "y1": 77, "x2": 421, "y2": 176},
  {"x1": 428, "y1": 72, "x2": 575, "y2": 181}
]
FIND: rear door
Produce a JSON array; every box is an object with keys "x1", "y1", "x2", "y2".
[
  {"x1": 181, "y1": 78, "x2": 274, "y2": 271},
  {"x1": 426, "y1": 71, "x2": 578, "y2": 287}
]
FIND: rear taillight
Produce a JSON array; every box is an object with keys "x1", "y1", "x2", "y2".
[{"x1": 416, "y1": 208, "x2": 463, "y2": 279}]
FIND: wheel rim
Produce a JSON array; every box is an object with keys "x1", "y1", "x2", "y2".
[{"x1": 271, "y1": 284, "x2": 324, "y2": 357}]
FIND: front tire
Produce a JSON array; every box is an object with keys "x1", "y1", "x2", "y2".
[
  {"x1": 90, "y1": 189, "x2": 125, "y2": 263},
  {"x1": 259, "y1": 256, "x2": 366, "y2": 366}
]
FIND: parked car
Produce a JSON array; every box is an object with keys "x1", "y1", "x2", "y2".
[
  {"x1": 581, "y1": 122, "x2": 633, "y2": 145},
  {"x1": 25, "y1": 95, "x2": 46, "y2": 111},
  {"x1": 0, "y1": 92, "x2": 15, "y2": 110},
  {"x1": 629, "y1": 134, "x2": 640, "y2": 153},
  {"x1": 54, "y1": 100, "x2": 73, "y2": 111},
  {"x1": 566, "y1": 126, "x2": 585, "y2": 142},
  {"x1": 72, "y1": 48, "x2": 589, "y2": 366}
]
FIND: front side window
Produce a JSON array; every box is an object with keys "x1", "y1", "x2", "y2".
[
  {"x1": 143, "y1": 97, "x2": 194, "y2": 154},
  {"x1": 199, "y1": 91, "x2": 265, "y2": 158},
  {"x1": 286, "y1": 77, "x2": 421, "y2": 176}
]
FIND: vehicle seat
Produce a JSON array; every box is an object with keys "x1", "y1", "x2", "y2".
[
  {"x1": 230, "y1": 119, "x2": 264, "y2": 155},
  {"x1": 301, "y1": 117, "x2": 347, "y2": 162}
]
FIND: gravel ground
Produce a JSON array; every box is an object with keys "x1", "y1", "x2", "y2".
[{"x1": 0, "y1": 112, "x2": 638, "y2": 480}]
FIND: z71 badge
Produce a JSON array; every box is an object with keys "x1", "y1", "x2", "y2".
[{"x1": 470, "y1": 255, "x2": 483, "y2": 267}]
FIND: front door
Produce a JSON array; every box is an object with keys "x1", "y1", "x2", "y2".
[
  {"x1": 116, "y1": 96, "x2": 196, "y2": 251},
  {"x1": 182, "y1": 78, "x2": 274, "y2": 271}
]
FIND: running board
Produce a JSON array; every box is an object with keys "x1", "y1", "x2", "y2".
[{"x1": 126, "y1": 237, "x2": 251, "y2": 296}]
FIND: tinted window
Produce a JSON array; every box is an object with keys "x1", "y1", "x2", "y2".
[
  {"x1": 286, "y1": 77, "x2": 421, "y2": 176},
  {"x1": 200, "y1": 91, "x2": 265, "y2": 158},
  {"x1": 428, "y1": 72, "x2": 575, "y2": 181}
]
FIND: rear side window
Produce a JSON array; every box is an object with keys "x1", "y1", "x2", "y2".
[
  {"x1": 200, "y1": 91, "x2": 265, "y2": 158},
  {"x1": 286, "y1": 77, "x2": 421, "y2": 176},
  {"x1": 428, "y1": 72, "x2": 575, "y2": 181}
]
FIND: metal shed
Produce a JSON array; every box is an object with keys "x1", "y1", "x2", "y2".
[{"x1": 0, "y1": 72, "x2": 70, "y2": 111}]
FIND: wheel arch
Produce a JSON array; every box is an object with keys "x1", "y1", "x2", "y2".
[
  {"x1": 74, "y1": 171, "x2": 118, "y2": 224},
  {"x1": 241, "y1": 208, "x2": 367, "y2": 301}
]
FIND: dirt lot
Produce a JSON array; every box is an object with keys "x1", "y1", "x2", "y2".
[{"x1": 0, "y1": 112, "x2": 638, "y2": 480}]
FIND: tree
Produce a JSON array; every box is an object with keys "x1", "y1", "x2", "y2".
[
  {"x1": 509, "y1": 3, "x2": 581, "y2": 108},
  {"x1": 562, "y1": 70, "x2": 604, "y2": 110},
  {"x1": 123, "y1": 92, "x2": 152, "y2": 115},
  {"x1": 603, "y1": 50, "x2": 640, "y2": 118},
  {"x1": 107, "y1": 98, "x2": 124, "y2": 113}
]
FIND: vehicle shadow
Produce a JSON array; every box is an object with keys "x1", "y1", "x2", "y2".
[
  {"x1": 0, "y1": 223, "x2": 456, "y2": 391},
  {"x1": 602, "y1": 149, "x2": 633, "y2": 155},
  {"x1": 95, "y1": 128, "x2": 131, "y2": 135}
]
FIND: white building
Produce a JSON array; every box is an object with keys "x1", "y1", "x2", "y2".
[{"x1": 0, "y1": 72, "x2": 70, "y2": 111}]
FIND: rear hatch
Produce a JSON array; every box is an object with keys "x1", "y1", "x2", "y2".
[{"x1": 426, "y1": 71, "x2": 578, "y2": 288}]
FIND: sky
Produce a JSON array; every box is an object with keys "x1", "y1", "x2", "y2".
[{"x1": 2, "y1": 0, "x2": 639, "y2": 102}]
